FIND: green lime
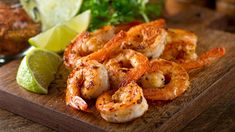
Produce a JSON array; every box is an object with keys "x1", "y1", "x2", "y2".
[
  {"x1": 20, "y1": 0, "x2": 83, "y2": 30},
  {"x1": 29, "y1": 10, "x2": 91, "y2": 52},
  {"x1": 16, "y1": 49, "x2": 62, "y2": 94}
]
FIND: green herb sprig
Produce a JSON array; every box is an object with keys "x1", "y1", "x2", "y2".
[{"x1": 80, "y1": 0, "x2": 162, "y2": 31}]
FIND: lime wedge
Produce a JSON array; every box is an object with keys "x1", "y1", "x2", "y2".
[
  {"x1": 29, "y1": 10, "x2": 91, "y2": 52},
  {"x1": 20, "y1": 0, "x2": 83, "y2": 30},
  {"x1": 16, "y1": 49, "x2": 62, "y2": 94}
]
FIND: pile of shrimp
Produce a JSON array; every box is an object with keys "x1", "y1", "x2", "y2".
[{"x1": 63, "y1": 19, "x2": 225, "y2": 123}]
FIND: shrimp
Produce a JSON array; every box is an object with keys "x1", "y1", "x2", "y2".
[
  {"x1": 141, "y1": 59, "x2": 190, "y2": 100},
  {"x1": 64, "y1": 22, "x2": 140, "y2": 69},
  {"x1": 160, "y1": 29, "x2": 225, "y2": 71},
  {"x1": 161, "y1": 28, "x2": 198, "y2": 62},
  {"x1": 125, "y1": 19, "x2": 168, "y2": 59},
  {"x1": 64, "y1": 26, "x2": 115, "y2": 69},
  {"x1": 66, "y1": 60, "x2": 109, "y2": 111},
  {"x1": 79, "y1": 31, "x2": 127, "y2": 63},
  {"x1": 96, "y1": 82, "x2": 148, "y2": 123},
  {"x1": 105, "y1": 49, "x2": 149, "y2": 88},
  {"x1": 181, "y1": 47, "x2": 226, "y2": 71}
]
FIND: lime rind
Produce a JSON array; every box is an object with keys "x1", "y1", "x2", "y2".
[
  {"x1": 17, "y1": 56, "x2": 47, "y2": 94},
  {"x1": 16, "y1": 49, "x2": 62, "y2": 94}
]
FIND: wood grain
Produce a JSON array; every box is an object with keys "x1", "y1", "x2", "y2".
[
  {"x1": 0, "y1": 28, "x2": 235, "y2": 132},
  {"x1": 0, "y1": 109, "x2": 52, "y2": 132},
  {"x1": 183, "y1": 85, "x2": 235, "y2": 132}
]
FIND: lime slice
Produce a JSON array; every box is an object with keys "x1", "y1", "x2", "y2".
[
  {"x1": 16, "y1": 49, "x2": 62, "y2": 94},
  {"x1": 20, "y1": 0, "x2": 83, "y2": 30},
  {"x1": 29, "y1": 10, "x2": 91, "y2": 52}
]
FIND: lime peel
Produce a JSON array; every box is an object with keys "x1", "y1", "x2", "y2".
[{"x1": 16, "y1": 49, "x2": 62, "y2": 94}]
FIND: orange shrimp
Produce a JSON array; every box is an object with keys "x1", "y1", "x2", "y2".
[
  {"x1": 80, "y1": 31, "x2": 127, "y2": 63},
  {"x1": 66, "y1": 60, "x2": 110, "y2": 111},
  {"x1": 64, "y1": 26, "x2": 115, "y2": 69},
  {"x1": 141, "y1": 59, "x2": 190, "y2": 100},
  {"x1": 64, "y1": 22, "x2": 139, "y2": 69},
  {"x1": 125, "y1": 19, "x2": 168, "y2": 59},
  {"x1": 181, "y1": 47, "x2": 226, "y2": 71},
  {"x1": 104, "y1": 49, "x2": 149, "y2": 88},
  {"x1": 161, "y1": 28, "x2": 198, "y2": 62},
  {"x1": 96, "y1": 82, "x2": 148, "y2": 123}
]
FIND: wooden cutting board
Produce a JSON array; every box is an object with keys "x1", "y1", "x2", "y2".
[
  {"x1": 0, "y1": 27, "x2": 235, "y2": 132},
  {"x1": 0, "y1": 2, "x2": 234, "y2": 131}
]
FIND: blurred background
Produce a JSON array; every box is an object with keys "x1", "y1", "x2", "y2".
[
  {"x1": 0, "y1": 0, "x2": 235, "y2": 64},
  {"x1": 164, "y1": 0, "x2": 235, "y2": 33}
]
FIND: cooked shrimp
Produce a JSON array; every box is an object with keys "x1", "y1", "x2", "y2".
[
  {"x1": 66, "y1": 60, "x2": 109, "y2": 111},
  {"x1": 161, "y1": 28, "x2": 198, "y2": 62},
  {"x1": 125, "y1": 19, "x2": 168, "y2": 59},
  {"x1": 79, "y1": 31, "x2": 127, "y2": 63},
  {"x1": 105, "y1": 49, "x2": 149, "y2": 88},
  {"x1": 167, "y1": 28, "x2": 197, "y2": 45},
  {"x1": 141, "y1": 59, "x2": 190, "y2": 100},
  {"x1": 64, "y1": 22, "x2": 139, "y2": 69},
  {"x1": 139, "y1": 70, "x2": 165, "y2": 88},
  {"x1": 181, "y1": 47, "x2": 226, "y2": 71},
  {"x1": 64, "y1": 26, "x2": 115, "y2": 69},
  {"x1": 96, "y1": 82, "x2": 148, "y2": 123}
]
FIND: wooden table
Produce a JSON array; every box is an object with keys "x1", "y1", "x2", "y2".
[
  {"x1": 1, "y1": 2, "x2": 235, "y2": 131},
  {"x1": 1, "y1": 86, "x2": 234, "y2": 131}
]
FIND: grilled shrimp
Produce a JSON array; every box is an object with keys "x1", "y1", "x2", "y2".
[
  {"x1": 125, "y1": 19, "x2": 168, "y2": 59},
  {"x1": 160, "y1": 29, "x2": 225, "y2": 71},
  {"x1": 96, "y1": 82, "x2": 148, "y2": 123},
  {"x1": 181, "y1": 47, "x2": 225, "y2": 71},
  {"x1": 105, "y1": 49, "x2": 149, "y2": 88},
  {"x1": 141, "y1": 59, "x2": 190, "y2": 100},
  {"x1": 161, "y1": 28, "x2": 198, "y2": 62},
  {"x1": 79, "y1": 31, "x2": 127, "y2": 63},
  {"x1": 66, "y1": 60, "x2": 109, "y2": 111},
  {"x1": 64, "y1": 22, "x2": 139, "y2": 69}
]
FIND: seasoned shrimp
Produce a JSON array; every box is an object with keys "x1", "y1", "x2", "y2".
[
  {"x1": 96, "y1": 82, "x2": 148, "y2": 123},
  {"x1": 161, "y1": 28, "x2": 198, "y2": 62},
  {"x1": 167, "y1": 28, "x2": 197, "y2": 45},
  {"x1": 125, "y1": 19, "x2": 168, "y2": 59},
  {"x1": 79, "y1": 31, "x2": 127, "y2": 63},
  {"x1": 181, "y1": 47, "x2": 225, "y2": 71},
  {"x1": 64, "y1": 26, "x2": 115, "y2": 69},
  {"x1": 66, "y1": 60, "x2": 109, "y2": 111},
  {"x1": 141, "y1": 59, "x2": 190, "y2": 100},
  {"x1": 105, "y1": 49, "x2": 149, "y2": 88},
  {"x1": 64, "y1": 22, "x2": 139, "y2": 69}
]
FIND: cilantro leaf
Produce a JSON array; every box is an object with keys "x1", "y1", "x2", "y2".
[{"x1": 80, "y1": 0, "x2": 162, "y2": 31}]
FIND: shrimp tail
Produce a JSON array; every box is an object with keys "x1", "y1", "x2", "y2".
[
  {"x1": 199, "y1": 47, "x2": 225, "y2": 62},
  {"x1": 70, "y1": 96, "x2": 88, "y2": 111},
  {"x1": 181, "y1": 47, "x2": 225, "y2": 71},
  {"x1": 66, "y1": 88, "x2": 88, "y2": 112},
  {"x1": 84, "y1": 31, "x2": 127, "y2": 62},
  {"x1": 119, "y1": 54, "x2": 150, "y2": 87}
]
